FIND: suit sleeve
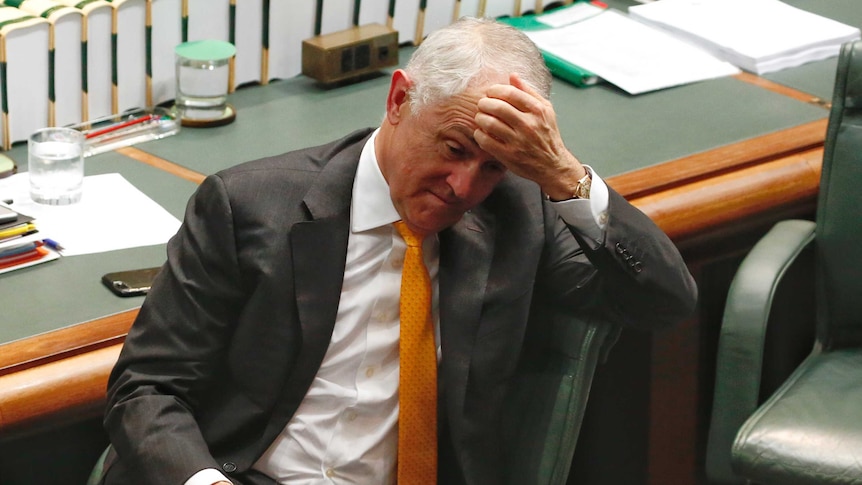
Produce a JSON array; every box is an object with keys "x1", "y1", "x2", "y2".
[
  {"x1": 539, "y1": 184, "x2": 698, "y2": 331},
  {"x1": 104, "y1": 174, "x2": 245, "y2": 484}
]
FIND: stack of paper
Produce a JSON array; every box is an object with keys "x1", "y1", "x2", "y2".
[
  {"x1": 522, "y1": 9, "x2": 740, "y2": 95},
  {"x1": 629, "y1": 0, "x2": 861, "y2": 75},
  {"x1": 0, "y1": 172, "x2": 181, "y2": 257}
]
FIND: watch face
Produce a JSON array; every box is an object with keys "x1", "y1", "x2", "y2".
[{"x1": 576, "y1": 172, "x2": 592, "y2": 199}]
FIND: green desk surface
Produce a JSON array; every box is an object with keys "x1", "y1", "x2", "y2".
[
  {"x1": 136, "y1": 63, "x2": 827, "y2": 179},
  {"x1": 0, "y1": 149, "x2": 197, "y2": 346}
]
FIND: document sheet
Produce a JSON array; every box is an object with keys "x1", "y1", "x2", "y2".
[
  {"x1": 524, "y1": 10, "x2": 740, "y2": 95},
  {"x1": 628, "y1": 0, "x2": 861, "y2": 74},
  {"x1": 0, "y1": 172, "x2": 181, "y2": 256}
]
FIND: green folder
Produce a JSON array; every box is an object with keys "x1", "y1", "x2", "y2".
[{"x1": 497, "y1": 5, "x2": 602, "y2": 88}]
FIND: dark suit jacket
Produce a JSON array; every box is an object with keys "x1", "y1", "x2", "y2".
[{"x1": 102, "y1": 128, "x2": 697, "y2": 485}]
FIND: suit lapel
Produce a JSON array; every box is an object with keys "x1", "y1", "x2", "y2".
[
  {"x1": 439, "y1": 207, "x2": 496, "y2": 438},
  {"x1": 265, "y1": 132, "x2": 369, "y2": 437}
]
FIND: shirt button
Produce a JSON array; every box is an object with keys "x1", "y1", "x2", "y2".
[
  {"x1": 325, "y1": 467, "x2": 336, "y2": 478},
  {"x1": 345, "y1": 410, "x2": 358, "y2": 421},
  {"x1": 365, "y1": 366, "x2": 375, "y2": 378}
]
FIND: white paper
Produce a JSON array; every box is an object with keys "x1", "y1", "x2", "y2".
[
  {"x1": 525, "y1": 10, "x2": 740, "y2": 95},
  {"x1": 0, "y1": 172, "x2": 181, "y2": 256},
  {"x1": 629, "y1": 0, "x2": 861, "y2": 74},
  {"x1": 536, "y1": 2, "x2": 605, "y2": 28}
]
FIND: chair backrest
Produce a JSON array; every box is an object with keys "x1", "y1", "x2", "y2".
[
  {"x1": 501, "y1": 309, "x2": 619, "y2": 485},
  {"x1": 815, "y1": 39, "x2": 862, "y2": 349}
]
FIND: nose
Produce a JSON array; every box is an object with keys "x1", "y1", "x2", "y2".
[{"x1": 445, "y1": 162, "x2": 483, "y2": 200}]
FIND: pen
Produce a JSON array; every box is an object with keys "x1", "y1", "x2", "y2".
[
  {"x1": 85, "y1": 114, "x2": 157, "y2": 139},
  {"x1": 42, "y1": 238, "x2": 64, "y2": 252}
]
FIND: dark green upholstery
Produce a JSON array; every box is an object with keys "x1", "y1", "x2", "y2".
[
  {"x1": 86, "y1": 446, "x2": 109, "y2": 485},
  {"x1": 706, "y1": 39, "x2": 862, "y2": 485},
  {"x1": 502, "y1": 314, "x2": 620, "y2": 484}
]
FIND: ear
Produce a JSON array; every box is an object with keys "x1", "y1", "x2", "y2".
[{"x1": 385, "y1": 69, "x2": 412, "y2": 125}]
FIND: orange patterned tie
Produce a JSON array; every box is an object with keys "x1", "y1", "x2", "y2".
[{"x1": 394, "y1": 221, "x2": 437, "y2": 485}]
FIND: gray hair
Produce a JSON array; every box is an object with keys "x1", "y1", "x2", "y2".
[{"x1": 403, "y1": 16, "x2": 552, "y2": 113}]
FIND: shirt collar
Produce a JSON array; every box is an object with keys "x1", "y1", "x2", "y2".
[{"x1": 351, "y1": 129, "x2": 401, "y2": 233}]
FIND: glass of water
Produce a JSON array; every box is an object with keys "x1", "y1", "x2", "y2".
[
  {"x1": 174, "y1": 40, "x2": 237, "y2": 127},
  {"x1": 28, "y1": 127, "x2": 85, "y2": 205}
]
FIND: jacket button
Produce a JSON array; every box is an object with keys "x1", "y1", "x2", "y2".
[{"x1": 222, "y1": 462, "x2": 237, "y2": 473}]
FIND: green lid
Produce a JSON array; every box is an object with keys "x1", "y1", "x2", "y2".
[{"x1": 175, "y1": 40, "x2": 236, "y2": 61}]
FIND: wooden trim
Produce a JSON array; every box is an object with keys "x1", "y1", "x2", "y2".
[
  {"x1": 630, "y1": 147, "x2": 823, "y2": 242},
  {"x1": 0, "y1": 310, "x2": 135, "y2": 375},
  {"x1": 734, "y1": 72, "x2": 831, "y2": 108},
  {"x1": 116, "y1": 146, "x2": 207, "y2": 184},
  {"x1": 608, "y1": 118, "x2": 827, "y2": 199},
  {"x1": 0, "y1": 344, "x2": 121, "y2": 434}
]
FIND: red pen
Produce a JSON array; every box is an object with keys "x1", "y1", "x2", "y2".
[{"x1": 85, "y1": 114, "x2": 157, "y2": 139}]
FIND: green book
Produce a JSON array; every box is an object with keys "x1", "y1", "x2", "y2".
[{"x1": 497, "y1": 3, "x2": 603, "y2": 88}]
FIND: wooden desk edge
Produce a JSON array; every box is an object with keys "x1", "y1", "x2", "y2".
[
  {"x1": 0, "y1": 344, "x2": 121, "y2": 437},
  {"x1": 609, "y1": 118, "x2": 827, "y2": 199},
  {"x1": 0, "y1": 309, "x2": 137, "y2": 376}
]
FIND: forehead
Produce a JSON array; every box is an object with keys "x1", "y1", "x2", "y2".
[{"x1": 422, "y1": 81, "x2": 501, "y2": 125}]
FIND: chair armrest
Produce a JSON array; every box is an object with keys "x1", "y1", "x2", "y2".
[
  {"x1": 502, "y1": 315, "x2": 620, "y2": 485},
  {"x1": 705, "y1": 219, "x2": 816, "y2": 485}
]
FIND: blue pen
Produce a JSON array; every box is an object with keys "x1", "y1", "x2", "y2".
[{"x1": 43, "y1": 238, "x2": 64, "y2": 252}]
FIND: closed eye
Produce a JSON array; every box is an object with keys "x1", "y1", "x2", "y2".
[
  {"x1": 447, "y1": 143, "x2": 467, "y2": 158},
  {"x1": 483, "y1": 161, "x2": 506, "y2": 174}
]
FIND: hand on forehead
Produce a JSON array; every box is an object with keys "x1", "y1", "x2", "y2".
[
  {"x1": 474, "y1": 73, "x2": 551, "y2": 144},
  {"x1": 480, "y1": 73, "x2": 544, "y2": 114}
]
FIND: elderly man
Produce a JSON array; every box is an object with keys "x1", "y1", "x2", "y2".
[{"x1": 101, "y1": 16, "x2": 697, "y2": 485}]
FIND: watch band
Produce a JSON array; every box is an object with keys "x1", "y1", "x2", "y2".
[
  {"x1": 573, "y1": 169, "x2": 592, "y2": 199},
  {"x1": 547, "y1": 168, "x2": 592, "y2": 201}
]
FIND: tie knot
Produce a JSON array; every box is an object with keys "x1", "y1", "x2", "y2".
[{"x1": 395, "y1": 221, "x2": 424, "y2": 248}]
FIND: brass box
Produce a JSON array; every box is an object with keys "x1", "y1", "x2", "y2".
[{"x1": 302, "y1": 23, "x2": 399, "y2": 84}]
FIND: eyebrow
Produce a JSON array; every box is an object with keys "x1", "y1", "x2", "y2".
[{"x1": 446, "y1": 125, "x2": 479, "y2": 147}]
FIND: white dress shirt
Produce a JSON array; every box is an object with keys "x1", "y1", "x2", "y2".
[{"x1": 187, "y1": 129, "x2": 609, "y2": 485}]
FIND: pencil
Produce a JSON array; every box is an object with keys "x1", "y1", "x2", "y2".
[{"x1": 85, "y1": 114, "x2": 157, "y2": 139}]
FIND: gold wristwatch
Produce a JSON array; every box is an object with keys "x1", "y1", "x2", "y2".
[
  {"x1": 547, "y1": 169, "x2": 592, "y2": 201},
  {"x1": 572, "y1": 169, "x2": 592, "y2": 199}
]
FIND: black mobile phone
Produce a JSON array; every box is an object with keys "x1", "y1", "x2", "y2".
[{"x1": 101, "y1": 267, "x2": 161, "y2": 297}]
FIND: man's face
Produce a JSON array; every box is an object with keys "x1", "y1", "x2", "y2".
[{"x1": 376, "y1": 71, "x2": 509, "y2": 236}]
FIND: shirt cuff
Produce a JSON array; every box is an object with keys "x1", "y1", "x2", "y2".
[
  {"x1": 184, "y1": 468, "x2": 232, "y2": 485},
  {"x1": 549, "y1": 165, "x2": 609, "y2": 250}
]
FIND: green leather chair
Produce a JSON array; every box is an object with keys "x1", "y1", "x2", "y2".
[
  {"x1": 501, "y1": 312, "x2": 620, "y2": 484},
  {"x1": 706, "y1": 39, "x2": 862, "y2": 485},
  {"x1": 88, "y1": 313, "x2": 620, "y2": 485}
]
